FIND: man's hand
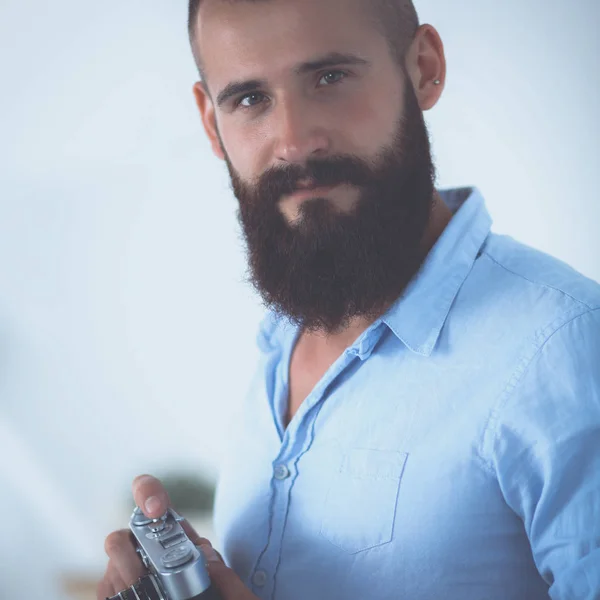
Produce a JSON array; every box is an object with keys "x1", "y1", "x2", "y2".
[{"x1": 97, "y1": 474, "x2": 260, "y2": 600}]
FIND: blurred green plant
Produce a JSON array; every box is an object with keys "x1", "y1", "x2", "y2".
[
  {"x1": 161, "y1": 471, "x2": 216, "y2": 514},
  {"x1": 127, "y1": 471, "x2": 216, "y2": 515}
]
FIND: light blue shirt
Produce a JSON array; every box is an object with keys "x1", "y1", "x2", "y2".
[{"x1": 214, "y1": 187, "x2": 600, "y2": 600}]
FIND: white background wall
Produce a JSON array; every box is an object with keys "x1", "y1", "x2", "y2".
[{"x1": 0, "y1": 1, "x2": 598, "y2": 598}]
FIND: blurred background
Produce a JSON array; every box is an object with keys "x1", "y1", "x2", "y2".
[{"x1": 0, "y1": 0, "x2": 598, "y2": 598}]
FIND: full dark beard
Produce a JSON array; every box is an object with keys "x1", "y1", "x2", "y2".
[{"x1": 225, "y1": 83, "x2": 436, "y2": 335}]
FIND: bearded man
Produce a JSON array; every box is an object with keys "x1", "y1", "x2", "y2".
[{"x1": 98, "y1": 1, "x2": 600, "y2": 599}]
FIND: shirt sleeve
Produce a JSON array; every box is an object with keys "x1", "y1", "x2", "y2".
[{"x1": 488, "y1": 307, "x2": 600, "y2": 600}]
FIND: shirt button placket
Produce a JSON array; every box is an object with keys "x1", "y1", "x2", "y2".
[{"x1": 254, "y1": 462, "x2": 292, "y2": 596}]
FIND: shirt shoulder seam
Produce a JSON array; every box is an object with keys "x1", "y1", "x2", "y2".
[
  {"x1": 477, "y1": 306, "x2": 600, "y2": 475},
  {"x1": 481, "y1": 248, "x2": 599, "y2": 311}
]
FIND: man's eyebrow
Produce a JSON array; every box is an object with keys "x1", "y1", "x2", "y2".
[
  {"x1": 294, "y1": 51, "x2": 370, "y2": 75},
  {"x1": 216, "y1": 79, "x2": 266, "y2": 109},
  {"x1": 215, "y1": 52, "x2": 370, "y2": 109}
]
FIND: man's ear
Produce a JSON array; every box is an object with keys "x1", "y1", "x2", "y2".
[
  {"x1": 405, "y1": 24, "x2": 446, "y2": 111},
  {"x1": 193, "y1": 82, "x2": 226, "y2": 160}
]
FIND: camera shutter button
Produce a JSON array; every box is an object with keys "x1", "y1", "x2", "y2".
[
  {"x1": 132, "y1": 506, "x2": 153, "y2": 527},
  {"x1": 149, "y1": 518, "x2": 168, "y2": 533}
]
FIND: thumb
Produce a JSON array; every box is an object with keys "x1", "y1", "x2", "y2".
[{"x1": 200, "y1": 544, "x2": 252, "y2": 600}]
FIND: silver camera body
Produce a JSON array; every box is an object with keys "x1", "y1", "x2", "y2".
[{"x1": 129, "y1": 506, "x2": 220, "y2": 600}]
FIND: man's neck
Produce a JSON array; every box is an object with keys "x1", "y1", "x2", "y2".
[{"x1": 301, "y1": 191, "x2": 453, "y2": 357}]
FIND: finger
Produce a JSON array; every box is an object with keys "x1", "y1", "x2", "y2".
[
  {"x1": 132, "y1": 474, "x2": 171, "y2": 518},
  {"x1": 179, "y1": 520, "x2": 225, "y2": 563},
  {"x1": 180, "y1": 517, "x2": 211, "y2": 547},
  {"x1": 206, "y1": 545, "x2": 225, "y2": 564},
  {"x1": 200, "y1": 544, "x2": 225, "y2": 565},
  {"x1": 96, "y1": 574, "x2": 115, "y2": 600},
  {"x1": 201, "y1": 547, "x2": 247, "y2": 599},
  {"x1": 96, "y1": 560, "x2": 126, "y2": 600},
  {"x1": 106, "y1": 560, "x2": 127, "y2": 594},
  {"x1": 177, "y1": 518, "x2": 226, "y2": 563},
  {"x1": 104, "y1": 530, "x2": 145, "y2": 586}
]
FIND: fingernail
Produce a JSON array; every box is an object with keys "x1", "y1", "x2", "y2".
[
  {"x1": 200, "y1": 544, "x2": 220, "y2": 563},
  {"x1": 145, "y1": 496, "x2": 161, "y2": 515}
]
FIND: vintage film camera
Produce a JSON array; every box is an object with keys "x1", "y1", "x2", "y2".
[{"x1": 106, "y1": 507, "x2": 221, "y2": 600}]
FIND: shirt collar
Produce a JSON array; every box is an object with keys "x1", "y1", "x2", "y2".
[
  {"x1": 259, "y1": 187, "x2": 492, "y2": 358},
  {"x1": 381, "y1": 187, "x2": 492, "y2": 357}
]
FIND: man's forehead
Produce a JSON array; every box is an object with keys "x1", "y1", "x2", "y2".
[
  {"x1": 196, "y1": 0, "x2": 365, "y2": 25},
  {"x1": 195, "y1": 0, "x2": 379, "y2": 83}
]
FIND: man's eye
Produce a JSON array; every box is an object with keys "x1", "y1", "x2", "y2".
[
  {"x1": 237, "y1": 92, "x2": 265, "y2": 109},
  {"x1": 318, "y1": 70, "x2": 347, "y2": 86}
]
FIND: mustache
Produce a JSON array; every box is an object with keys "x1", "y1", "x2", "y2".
[{"x1": 254, "y1": 155, "x2": 378, "y2": 204}]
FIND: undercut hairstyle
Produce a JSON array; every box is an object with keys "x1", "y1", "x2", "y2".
[{"x1": 187, "y1": 0, "x2": 420, "y2": 79}]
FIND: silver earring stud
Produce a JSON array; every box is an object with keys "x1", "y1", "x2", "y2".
[{"x1": 434, "y1": 79, "x2": 441, "y2": 85}]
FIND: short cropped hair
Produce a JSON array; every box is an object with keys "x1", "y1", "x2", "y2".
[{"x1": 187, "y1": 0, "x2": 420, "y2": 78}]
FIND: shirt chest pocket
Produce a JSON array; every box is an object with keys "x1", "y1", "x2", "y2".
[{"x1": 319, "y1": 447, "x2": 409, "y2": 554}]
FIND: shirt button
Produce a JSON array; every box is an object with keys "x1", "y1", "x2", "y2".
[
  {"x1": 273, "y1": 464, "x2": 290, "y2": 480},
  {"x1": 252, "y1": 570, "x2": 267, "y2": 587}
]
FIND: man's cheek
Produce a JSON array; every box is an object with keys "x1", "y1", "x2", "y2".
[{"x1": 221, "y1": 134, "x2": 258, "y2": 178}]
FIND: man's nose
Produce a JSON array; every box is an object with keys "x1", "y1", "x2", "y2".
[{"x1": 273, "y1": 98, "x2": 331, "y2": 164}]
